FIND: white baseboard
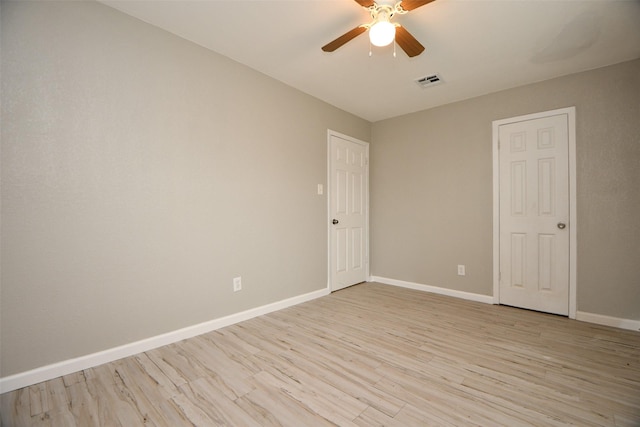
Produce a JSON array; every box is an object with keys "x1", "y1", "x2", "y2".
[
  {"x1": 0, "y1": 287, "x2": 330, "y2": 394},
  {"x1": 370, "y1": 276, "x2": 494, "y2": 305},
  {"x1": 370, "y1": 277, "x2": 640, "y2": 332},
  {"x1": 576, "y1": 311, "x2": 640, "y2": 332}
]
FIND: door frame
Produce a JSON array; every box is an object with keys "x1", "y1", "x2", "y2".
[
  {"x1": 492, "y1": 107, "x2": 577, "y2": 318},
  {"x1": 327, "y1": 130, "x2": 370, "y2": 291}
]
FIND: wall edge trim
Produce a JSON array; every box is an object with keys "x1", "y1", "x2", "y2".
[
  {"x1": 370, "y1": 276, "x2": 494, "y2": 304},
  {"x1": 0, "y1": 287, "x2": 330, "y2": 393},
  {"x1": 575, "y1": 311, "x2": 640, "y2": 332}
]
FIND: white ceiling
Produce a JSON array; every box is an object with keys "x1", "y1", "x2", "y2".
[{"x1": 100, "y1": 0, "x2": 640, "y2": 122}]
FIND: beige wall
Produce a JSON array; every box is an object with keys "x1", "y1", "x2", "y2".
[
  {"x1": 0, "y1": 1, "x2": 369, "y2": 376},
  {"x1": 371, "y1": 58, "x2": 640, "y2": 321},
  {"x1": 2, "y1": 0, "x2": 638, "y2": 380}
]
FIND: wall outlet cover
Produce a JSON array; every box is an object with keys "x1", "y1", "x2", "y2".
[{"x1": 457, "y1": 265, "x2": 466, "y2": 276}]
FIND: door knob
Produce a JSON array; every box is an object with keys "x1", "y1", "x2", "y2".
[
  {"x1": 332, "y1": 219, "x2": 339, "y2": 225},
  {"x1": 557, "y1": 222, "x2": 566, "y2": 229}
]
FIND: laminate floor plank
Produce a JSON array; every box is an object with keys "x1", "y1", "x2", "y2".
[
  {"x1": 280, "y1": 348, "x2": 405, "y2": 417},
  {"x1": 27, "y1": 384, "x2": 47, "y2": 418},
  {"x1": 169, "y1": 392, "x2": 218, "y2": 426},
  {"x1": 393, "y1": 403, "x2": 462, "y2": 427},
  {"x1": 178, "y1": 377, "x2": 260, "y2": 427},
  {"x1": 1, "y1": 388, "x2": 34, "y2": 427},
  {"x1": 353, "y1": 405, "x2": 400, "y2": 427},
  {"x1": 89, "y1": 363, "x2": 150, "y2": 426},
  {"x1": 239, "y1": 385, "x2": 337, "y2": 427},
  {"x1": 42, "y1": 378, "x2": 75, "y2": 427},
  {"x1": 2, "y1": 282, "x2": 639, "y2": 426},
  {"x1": 110, "y1": 358, "x2": 176, "y2": 427},
  {"x1": 65, "y1": 380, "x2": 100, "y2": 427},
  {"x1": 265, "y1": 318, "x2": 385, "y2": 378},
  {"x1": 131, "y1": 353, "x2": 180, "y2": 400},
  {"x1": 178, "y1": 337, "x2": 255, "y2": 399},
  {"x1": 251, "y1": 369, "x2": 361, "y2": 427}
]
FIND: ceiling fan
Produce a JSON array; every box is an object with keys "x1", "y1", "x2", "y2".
[{"x1": 322, "y1": 0, "x2": 435, "y2": 57}]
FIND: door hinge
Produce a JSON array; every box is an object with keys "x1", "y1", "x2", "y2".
[
  {"x1": 365, "y1": 157, "x2": 369, "y2": 166},
  {"x1": 497, "y1": 140, "x2": 500, "y2": 150}
]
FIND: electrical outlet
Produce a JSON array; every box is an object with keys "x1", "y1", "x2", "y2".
[
  {"x1": 457, "y1": 265, "x2": 466, "y2": 276},
  {"x1": 233, "y1": 276, "x2": 242, "y2": 292}
]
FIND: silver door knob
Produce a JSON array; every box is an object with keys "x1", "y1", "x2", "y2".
[
  {"x1": 332, "y1": 219, "x2": 339, "y2": 225},
  {"x1": 557, "y1": 222, "x2": 566, "y2": 229}
]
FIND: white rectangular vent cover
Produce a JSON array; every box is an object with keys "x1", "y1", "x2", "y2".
[{"x1": 415, "y1": 73, "x2": 443, "y2": 88}]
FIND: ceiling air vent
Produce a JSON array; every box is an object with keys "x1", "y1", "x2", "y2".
[{"x1": 415, "y1": 73, "x2": 443, "y2": 88}]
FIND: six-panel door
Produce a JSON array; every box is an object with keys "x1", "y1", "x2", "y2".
[
  {"x1": 499, "y1": 114, "x2": 570, "y2": 315},
  {"x1": 330, "y1": 133, "x2": 368, "y2": 291}
]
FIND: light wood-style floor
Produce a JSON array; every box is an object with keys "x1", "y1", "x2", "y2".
[{"x1": 2, "y1": 282, "x2": 640, "y2": 426}]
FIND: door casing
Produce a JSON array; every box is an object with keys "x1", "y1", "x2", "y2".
[
  {"x1": 492, "y1": 107, "x2": 577, "y2": 318},
  {"x1": 327, "y1": 130, "x2": 370, "y2": 291}
]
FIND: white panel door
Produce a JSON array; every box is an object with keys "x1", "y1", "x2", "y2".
[
  {"x1": 329, "y1": 132, "x2": 369, "y2": 291},
  {"x1": 499, "y1": 113, "x2": 570, "y2": 315}
]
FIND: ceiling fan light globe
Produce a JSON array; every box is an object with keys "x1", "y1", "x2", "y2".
[{"x1": 369, "y1": 21, "x2": 395, "y2": 47}]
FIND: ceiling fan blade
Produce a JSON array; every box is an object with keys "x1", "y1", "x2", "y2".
[
  {"x1": 395, "y1": 26, "x2": 425, "y2": 57},
  {"x1": 322, "y1": 26, "x2": 367, "y2": 52},
  {"x1": 399, "y1": 0, "x2": 436, "y2": 11},
  {"x1": 353, "y1": 0, "x2": 375, "y2": 7}
]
